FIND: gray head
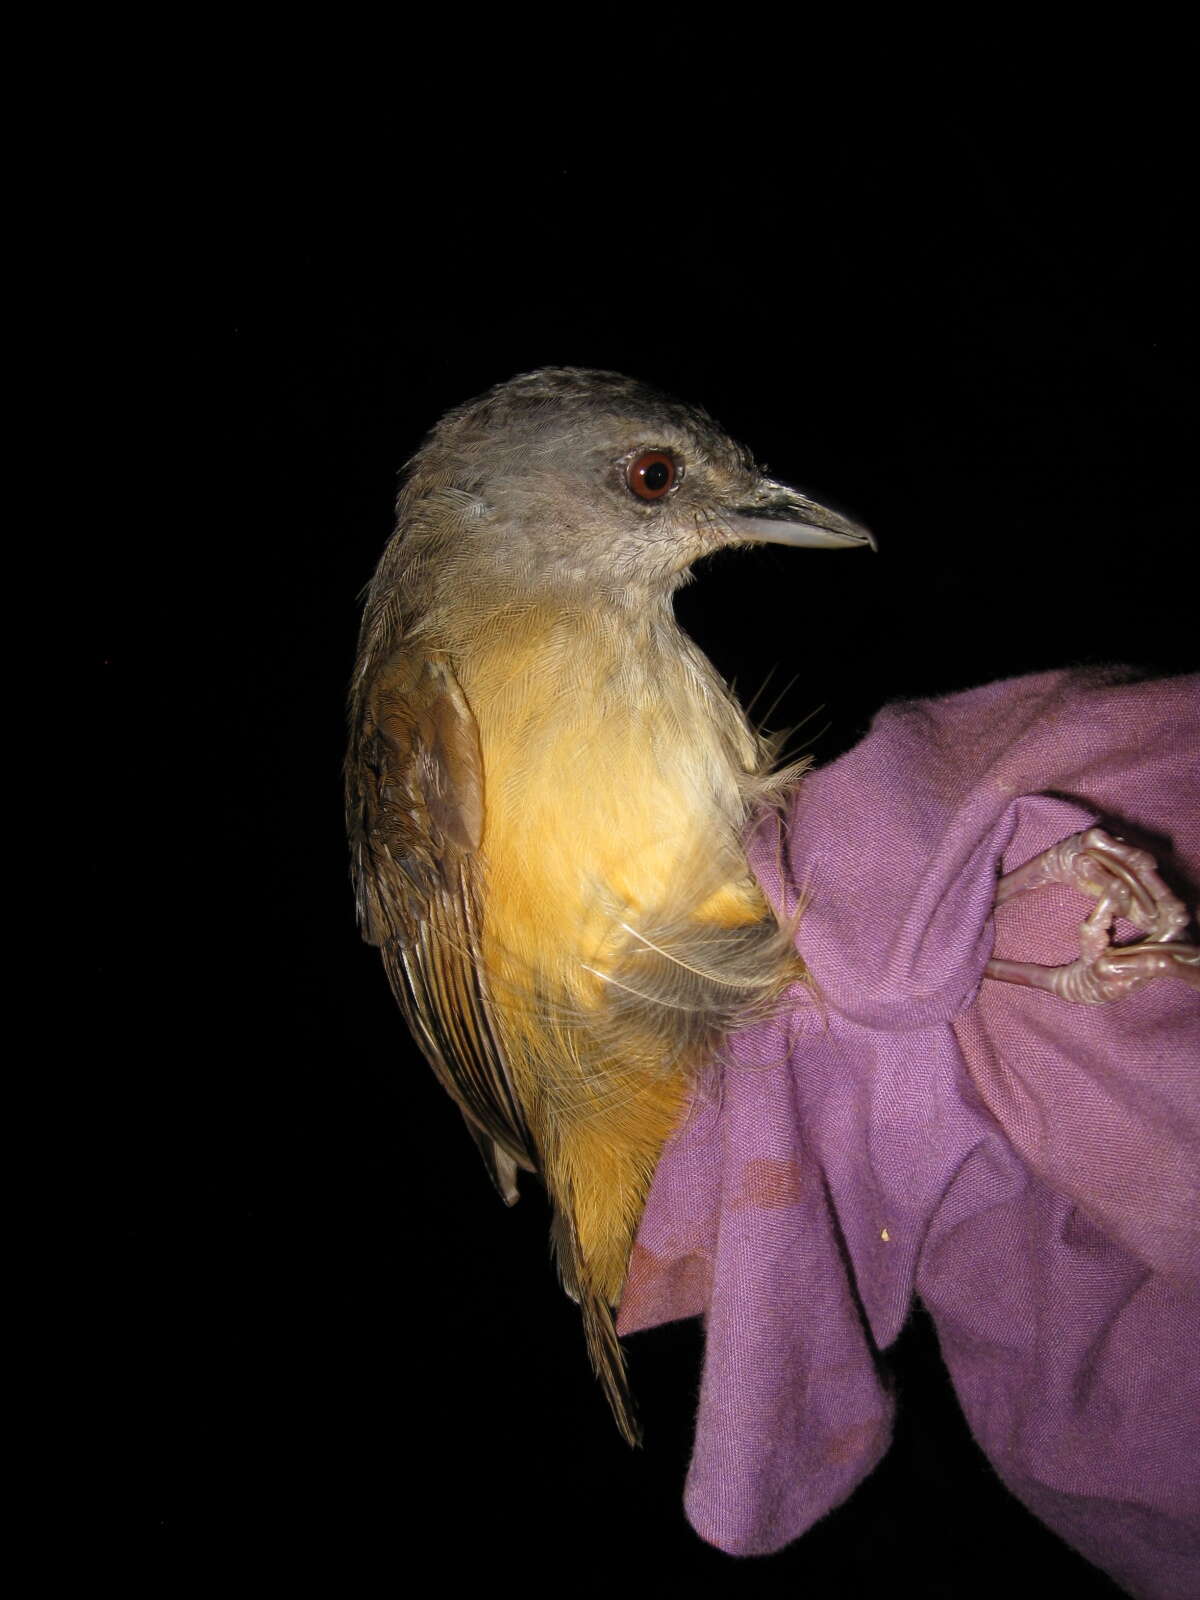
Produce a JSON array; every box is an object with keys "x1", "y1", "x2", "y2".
[{"x1": 390, "y1": 368, "x2": 870, "y2": 597}]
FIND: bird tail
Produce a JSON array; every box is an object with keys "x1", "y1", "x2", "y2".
[{"x1": 551, "y1": 1207, "x2": 641, "y2": 1446}]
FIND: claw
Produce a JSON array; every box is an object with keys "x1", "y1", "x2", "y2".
[{"x1": 984, "y1": 827, "x2": 1199, "y2": 1005}]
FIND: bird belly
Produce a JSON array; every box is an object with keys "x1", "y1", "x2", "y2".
[
  {"x1": 470, "y1": 658, "x2": 766, "y2": 1014},
  {"x1": 456, "y1": 626, "x2": 782, "y2": 1300}
]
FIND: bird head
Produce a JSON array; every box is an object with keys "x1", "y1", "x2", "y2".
[{"x1": 380, "y1": 368, "x2": 872, "y2": 621}]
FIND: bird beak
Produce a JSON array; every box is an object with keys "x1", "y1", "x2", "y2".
[{"x1": 727, "y1": 478, "x2": 876, "y2": 551}]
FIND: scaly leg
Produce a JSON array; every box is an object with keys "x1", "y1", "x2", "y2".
[{"x1": 984, "y1": 827, "x2": 1200, "y2": 1003}]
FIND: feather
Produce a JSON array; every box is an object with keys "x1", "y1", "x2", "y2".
[{"x1": 346, "y1": 369, "x2": 869, "y2": 1438}]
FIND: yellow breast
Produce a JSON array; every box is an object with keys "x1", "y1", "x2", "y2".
[
  {"x1": 461, "y1": 608, "x2": 767, "y2": 992},
  {"x1": 453, "y1": 604, "x2": 779, "y2": 1299}
]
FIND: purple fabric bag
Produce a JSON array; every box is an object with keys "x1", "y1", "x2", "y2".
[{"x1": 618, "y1": 670, "x2": 1200, "y2": 1599}]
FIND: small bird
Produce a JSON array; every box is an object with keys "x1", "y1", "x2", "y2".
[{"x1": 345, "y1": 369, "x2": 872, "y2": 1440}]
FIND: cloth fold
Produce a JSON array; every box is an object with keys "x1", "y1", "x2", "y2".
[{"x1": 619, "y1": 670, "x2": 1199, "y2": 1598}]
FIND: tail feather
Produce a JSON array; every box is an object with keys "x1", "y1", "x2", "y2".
[
  {"x1": 581, "y1": 1288, "x2": 641, "y2": 1447},
  {"x1": 552, "y1": 1206, "x2": 641, "y2": 1446}
]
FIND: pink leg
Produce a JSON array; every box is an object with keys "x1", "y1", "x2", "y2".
[{"x1": 984, "y1": 827, "x2": 1200, "y2": 1004}]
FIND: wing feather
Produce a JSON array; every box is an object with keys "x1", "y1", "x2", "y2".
[{"x1": 347, "y1": 649, "x2": 536, "y2": 1177}]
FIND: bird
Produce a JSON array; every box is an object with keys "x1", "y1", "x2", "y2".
[{"x1": 345, "y1": 368, "x2": 873, "y2": 1441}]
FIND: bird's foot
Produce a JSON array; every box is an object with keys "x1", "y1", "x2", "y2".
[{"x1": 984, "y1": 827, "x2": 1200, "y2": 1003}]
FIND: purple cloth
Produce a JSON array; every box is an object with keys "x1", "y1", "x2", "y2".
[{"x1": 618, "y1": 670, "x2": 1200, "y2": 1599}]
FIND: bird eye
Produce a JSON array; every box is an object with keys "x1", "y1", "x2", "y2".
[{"x1": 626, "y1": 451, "x2": 678, "y2": 501}]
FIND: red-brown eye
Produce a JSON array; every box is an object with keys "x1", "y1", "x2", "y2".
[{"x1": 626, "y1": 451, "x2": 677, "y2": 501}]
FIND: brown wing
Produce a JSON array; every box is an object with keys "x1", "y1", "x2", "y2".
[{"x1": 347, "y1": 648, "x2": 537, "y2": 1184}]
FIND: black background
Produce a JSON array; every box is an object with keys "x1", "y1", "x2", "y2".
[{"x1": 101, "y1": 96, "x2": 1194, "y2": 1594}]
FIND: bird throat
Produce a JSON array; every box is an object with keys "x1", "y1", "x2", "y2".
[{"x1": 451, "y1": 598, "x2": 800, "y2": 1302}]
